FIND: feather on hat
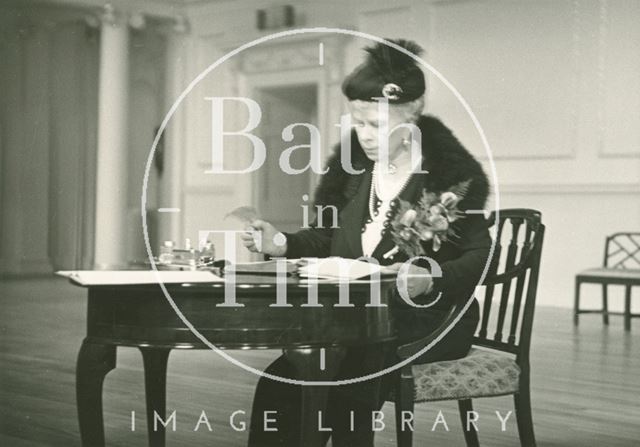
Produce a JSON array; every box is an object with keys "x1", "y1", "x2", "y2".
[{"x1": 342, "y1": 38, "x2": 426, "y2": 104}]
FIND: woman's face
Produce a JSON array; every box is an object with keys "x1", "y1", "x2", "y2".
[{"x1": 349, "y1": 101, "x2": 411, "y2": 162}]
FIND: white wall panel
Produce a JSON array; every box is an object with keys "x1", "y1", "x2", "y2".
[
  {"x1": 427, "y1": 0, "x2": 578, "y2": 161},
  {"x1": 600, "y1": 0, "x2": 640, "y2": 158}
]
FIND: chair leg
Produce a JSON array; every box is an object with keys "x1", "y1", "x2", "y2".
[
  {"x1": 514, "y1": 386, "x2": 536, "y2": 447},
  {"x1": 458, "y1": 399, "x2": 480, "y2": 447},
  {"x1": 602, "y1": 284, "x2": 609, "y2": 325},
  {"x1": 574, "y1": 279, "x2": 581, "y2": 326},
  {"x1": 394, "y1": 369, "x2": 415, "y2": 447},
  {"x1": 624, "y1": 286, "x2": 631, "y2": 331}
]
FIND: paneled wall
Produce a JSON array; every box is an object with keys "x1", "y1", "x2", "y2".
[
  {"x1": 421, "y1": 0, "x2": 640, "y2": 309},
  {"x1": 2, "y1": 0, "x2": 637, "y2": 310},
  {"x1": 179, "y1": 0, "x2": 639, "y2": 307}
]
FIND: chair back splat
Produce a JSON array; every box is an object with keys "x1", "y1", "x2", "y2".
[
  {"x1": 603, "y1": 233, "x2": 640, "y2": 269},
  {"x1": 476, "y1": 209, "x2": 545, "y2": 365}
]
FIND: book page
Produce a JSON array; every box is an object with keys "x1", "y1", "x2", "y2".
[
  {"x1": 298, "y1": 257, "x2": 389, "y2": 280},
  {"x1": 56, "y1": 270, "x2": 224, "y2": 286}
]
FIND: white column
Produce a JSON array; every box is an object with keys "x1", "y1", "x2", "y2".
[
  {"x1": 94, "y1": 5, "x2": 129, "y2": 269},
  {"x1": 158, "y1": 21, "x2": 188, "y2": 244}
]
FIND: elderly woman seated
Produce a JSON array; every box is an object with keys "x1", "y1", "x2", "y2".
[{"x1": 241, "y1": 38, "x2": 491, "y2": 447}]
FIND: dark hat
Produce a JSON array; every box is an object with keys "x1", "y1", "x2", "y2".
[{"x1": 342, "y1": 39, "x2": 426, "y2": 104}]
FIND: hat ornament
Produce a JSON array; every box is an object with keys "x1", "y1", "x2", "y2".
[{"x1": 382, "y1": 83, "x2": 403, "y2": 100}]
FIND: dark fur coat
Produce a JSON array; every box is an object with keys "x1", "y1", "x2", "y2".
[{"x1": 313, "y1": 114, "x2": 489, "y2": 217}]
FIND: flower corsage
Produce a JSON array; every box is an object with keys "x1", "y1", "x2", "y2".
[{"x1": 384, "y1": 180, "x2": 471, "y2": 259}]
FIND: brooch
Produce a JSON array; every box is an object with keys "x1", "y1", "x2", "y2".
[{"x1": 382, "y1": 83, "x2": 403, "y2": 100}]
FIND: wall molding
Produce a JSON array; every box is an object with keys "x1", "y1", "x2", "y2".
[
  {"x1": 475, "y1": 152, "x2": 577, "y2": 161},
  {"x1": 498, "y1": 183, "x2": 640, "y2": 195},
  {"x1": 185, "y1": 183, "x2": 640, "y2": 197},
  {"x1": 597, "y1": 148, "x2": 640, "y2": 159},
  {"x1": 183, "y1": 185, "x2": 234, "y2": 195}
]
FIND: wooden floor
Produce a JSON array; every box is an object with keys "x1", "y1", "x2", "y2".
[{"x1": 0, "y1": 277, "x2": 638, "y2": 446}]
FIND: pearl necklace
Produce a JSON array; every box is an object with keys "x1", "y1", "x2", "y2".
[{"x1": 368, "y1": 162, "x2": 413, "y2": 220}]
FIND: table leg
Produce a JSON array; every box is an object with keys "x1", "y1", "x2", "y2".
[
  {"x1": 284, "y1": 347, "x2": 346, "y2": 447},
  {"x1": 76, "y1": 339, "x2": 116, "y2": 447},
  {"x1": 140, "y1": 347, "x2": 171, "y2": 447}
]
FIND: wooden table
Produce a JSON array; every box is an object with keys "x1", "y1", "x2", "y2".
[{"x1": 73, "y1": 273, "x2": 396, "y2": 446}]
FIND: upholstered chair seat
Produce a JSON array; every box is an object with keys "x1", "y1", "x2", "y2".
[{"x1": 412, "y1": 347, "x2": 520, "y2": 403}]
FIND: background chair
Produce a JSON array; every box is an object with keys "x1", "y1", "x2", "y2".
[
  {"x1": 574, "y1": 232, "x2": 640, "y2": 331},
  {"x1": 393, "y1": 209, "x2": 545, "y2": 447}
]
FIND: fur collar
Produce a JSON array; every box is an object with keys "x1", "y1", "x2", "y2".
[{"x1": 314, "y1": 115, "x2": 489, "y2": 212}]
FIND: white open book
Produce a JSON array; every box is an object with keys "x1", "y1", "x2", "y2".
[
  {"x1": 298, "y1": 257, "x2": 391, "y2": 280},
  {"x1": 56, "y1": 270, "x2": 223, "y2": 286}
]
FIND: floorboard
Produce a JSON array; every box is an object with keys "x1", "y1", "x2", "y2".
[{"x1": 1, "y1": 278, "x2": 638, "y2": 446}]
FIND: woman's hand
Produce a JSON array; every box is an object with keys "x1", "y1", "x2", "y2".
[
  {"x1": 388, "y1": 262, "x2": 434, "y2": 298},
  {"x1": 240, "y1": 219, "x2": 288, "y2": 257}
]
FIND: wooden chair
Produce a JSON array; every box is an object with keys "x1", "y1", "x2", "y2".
[
  {"x1": 393, "y1": 209, "x2": 545, "y2": 447},
  {"x1": 574, "y1": 232, "x2": 640, "y2": 331}
]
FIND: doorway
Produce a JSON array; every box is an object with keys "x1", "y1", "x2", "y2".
[{"x1": 254, "y1": 84, "x2": 318, "y2": 233}]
